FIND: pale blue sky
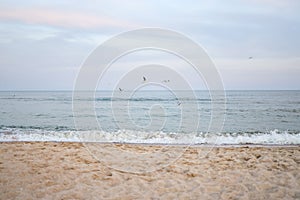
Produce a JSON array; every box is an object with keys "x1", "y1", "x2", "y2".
[{"x1": 0, "y1": 0, "x2": 299, "y2": 90}]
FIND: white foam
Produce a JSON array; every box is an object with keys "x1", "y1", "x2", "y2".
[{"x1": 0, "y1": 128, "x2": 300, "y2": 145}]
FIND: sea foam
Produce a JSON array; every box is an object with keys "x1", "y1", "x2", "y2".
[{"x1": 1, "y1": 128, "x2": 299, "y2": 145}]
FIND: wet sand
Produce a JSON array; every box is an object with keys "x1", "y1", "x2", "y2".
[{"x1": 0, "y1": 142, "x2": 299, "y2": 199}]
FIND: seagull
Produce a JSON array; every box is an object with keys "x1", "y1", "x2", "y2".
[{"x1": 162, "y1": 80, "x2": 170, "y2": 83}]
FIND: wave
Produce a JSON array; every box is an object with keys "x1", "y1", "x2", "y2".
[
  {"x1": 77, "y1": 97, "x2": 211, "y2": 102},
  {"x1": 0, "y1": 125, "x2": 73, "y2": 131},
  {"x1": 0, "y1": 96, "x2": 212, "y2": 102},
  {"x1": 0, "y1": 128, "x2": 299, "y2": 145}
]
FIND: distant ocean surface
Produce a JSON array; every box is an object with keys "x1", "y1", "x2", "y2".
[{"x1": 0, "y1": 90, "x2": 300, "y2": 145}]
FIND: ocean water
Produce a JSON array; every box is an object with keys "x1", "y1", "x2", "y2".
[{"x1": 0, "y1": 90, "x2": 300, "y2": 144}]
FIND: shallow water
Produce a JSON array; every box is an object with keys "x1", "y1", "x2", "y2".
[{"x1": 0, "y1": 90, "x2": 300, "y2": 144}]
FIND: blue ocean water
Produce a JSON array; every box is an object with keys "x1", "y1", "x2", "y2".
[{"x1": 0, "y1": 90, "x2": 299, "y2": 144}]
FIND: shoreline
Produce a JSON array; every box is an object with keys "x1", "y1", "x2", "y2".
[
  {"x1": 1, "y1": 142, "x2": 299, "y2": 199},
  {"x1": 1, "y1": 140, "x2": 300, "y2": 147}
]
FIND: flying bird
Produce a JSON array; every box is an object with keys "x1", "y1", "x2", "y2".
[
  {"x1": 248, "y1": 57, "x2": 253, "y2": 59},
  {"x1": 143, "y1": 76, "x2": 147, "y2": 82},
  {"x1": 119, "y1": 87, "x2": 123, "y2": 92}
]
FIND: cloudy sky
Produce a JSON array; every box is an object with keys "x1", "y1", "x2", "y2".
[{"x1": 0, "y1": 0, "x2": 299, "y2": 90}]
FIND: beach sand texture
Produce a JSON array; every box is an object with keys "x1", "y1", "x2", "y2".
[{"x1": 0, "y1": 142, "x2": 299, "y2": 199}]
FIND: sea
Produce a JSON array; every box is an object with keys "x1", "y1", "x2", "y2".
[{"x1": 0, "y1": 90, "x2": 300, "y2": 145}]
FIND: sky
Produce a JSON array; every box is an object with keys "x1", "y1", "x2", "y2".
[{"x1": 0, "y1": 0, "x2": 299, "y2": 90}]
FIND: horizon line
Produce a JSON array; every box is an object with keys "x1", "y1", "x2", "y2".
[{"x1": 1, "y1": 89, "x2": 300, "y2": 92}]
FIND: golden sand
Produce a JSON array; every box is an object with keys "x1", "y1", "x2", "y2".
[{"x1": 0, "y1": 142, "x2": 299, "y2": 199}]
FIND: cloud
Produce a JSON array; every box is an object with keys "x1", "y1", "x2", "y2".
[
  {"x1": 248, "y1": 0, "x2": 299, "y2": 8},
  {"x1": 215, "y1": 57, "x2": 300, "y2": 89},
  {"x1": 0, "y1": 8, "x2": 138, "y2": 29},
  {"x1": 0, "y1": 0, "x2": 299, "y2": 90}
]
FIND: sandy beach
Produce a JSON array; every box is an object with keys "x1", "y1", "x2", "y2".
[{"x1": 0, "y1": 142, "x2": 299, "y2": 199}]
